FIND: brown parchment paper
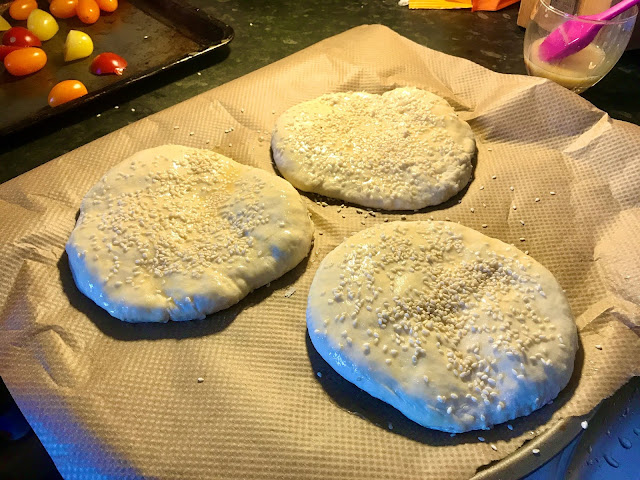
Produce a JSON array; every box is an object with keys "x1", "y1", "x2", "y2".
[{"x1": 1, "y1": 25, "x2": 639, "y2": 480}]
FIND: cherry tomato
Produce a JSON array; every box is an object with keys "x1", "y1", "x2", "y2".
[
  {"x1": 76, "y1": 0, "x2": 100, "y2": 24},
  {"x1": 27, "y1": 9, "x2": 59, "y2": 41},
  {"x1": 0, "y1": 45, "x2": 22, "y2": 61},
  {"x1": 49, "y1": 0, "x2": 78, "y2": 19},
  {"x1": 9, "y1": 0, "x2": 38, "y2": 21},
  {"x1": 2, "y1": 27, "x2": 42, "y2": 47},
  {"x1": 48, "y1": 80, "x2": 88, "y2": 107},
  {"x1": 64, "y1": 30, "x2": 93, "y2": 61},
  {"x1": 96, "y1": 0, "x2": 117, "y2": 13},
  {"x1": 90, "y1": 52, "x2": 126, "y2": 75},
  {"x1": 0, "y1": 16, "x2": 11, "y2": 32},
  {"x1": 3, "y1": 47, "x2": 46, "y2": 76}
]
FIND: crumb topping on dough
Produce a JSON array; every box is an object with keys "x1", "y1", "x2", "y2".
[
  {"x1": 272, "y1": 87, "x2": 476, "y2": 210},
  {"x1": 307, "y1": 221, "x2": 577, "y2": 432},
  {"x1": 67, "y1": 145, "x2": 313, "y2": 322}
]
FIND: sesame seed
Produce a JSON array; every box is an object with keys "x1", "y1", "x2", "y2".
[
  {"x1": 512, "y1": 205, "x2": 517, "y2": 210},
  {"x1": 535, "y1": 197, "x2": 540, "y2": 202},
  {"x1": 532, "y1": 448, "x2": 540, "y2": 455},
  {"x1": 519, "y1": 237, "x2": 526, "y2": 242},
  {"x1": 581, "y1": 421, "x2": 588, "y2": 429},
  {"x1": 509, "y1": 186, "x2": 514, "y2": 191},
  {"x1": 550, "y1": 191, "x2": 556, "y2": 195},
  {"x1": 520, "y1": 220, "x2": 525, "y2": 225},
  {"x1": 388, "y1": 422, "x2": 393, "y2": 430},
  {"x1": 317, "y1": 372, "x2": 322, "y2": 378},
  {"x1": 490, "y1": 444, "x2": 497, "y2": 451},
  {"x1": 492, "y1": 175, "x2": 497, "y2": 179},
  {"x1": 478, "y1": 436, "x2": 485, "y2": 442},
  {"x1": 480, "y1": 186, "x2": 484, "y2": 190},
  {"x1": 197, "y1": 377, "x2": 204, "y2": 383},
  {"x1": 470, "y1": 208, "x2": 475, "y2": 213},
  {"x1": 595, "y1": 344, "x2": 602, "y2": 350},
  {"x1": 507, "y1": 424, "x2": 513, "y2": 430}
]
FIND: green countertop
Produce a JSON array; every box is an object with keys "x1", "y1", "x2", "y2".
[{"x1": 1, "y1": 1, "x2": 639, "y2": 183}]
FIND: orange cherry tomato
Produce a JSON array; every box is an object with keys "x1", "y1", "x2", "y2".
[
  {"x1": 49, "y1": 0, "x2": 78, "y2": 19},
  {"x1": 76, "y1": 0, "x2": 100, "y2": 24},
  {"x1": 9, "y1": 0, "x2": 38, "y2": 21},
  {"x1": 96, "y1": 0, "x2": 117, "y2": 13},
  {"x1": 48, "y1": 80, "x2": 88, "y2": 107},
  {"x1": 3, "y1": 47, "x2": 46, "y2": 76}
]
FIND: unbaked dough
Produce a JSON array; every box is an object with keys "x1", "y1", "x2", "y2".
[
  {"x1": 67, "y1": 145, "x2": 314, "y2": 323},
  {"x1": 272, "y1": 87, "x2": 476, "y2": 210},
  {"x1": 307, "y1": 221, "x2": 577, "y2": 432}
]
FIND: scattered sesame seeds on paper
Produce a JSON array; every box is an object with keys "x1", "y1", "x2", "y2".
[{"x1": 0, "y1": 24, "x2": 639, "y2": 480}]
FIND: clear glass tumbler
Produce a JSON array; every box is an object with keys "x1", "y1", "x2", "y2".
[{"x1": 524, "y1": 0, "x2": 637, "y2": 93}]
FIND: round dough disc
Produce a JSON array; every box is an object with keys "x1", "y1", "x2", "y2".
[
  {"x1": 272, "y1": 87, "x2": 476, "y2": 210},
  {"x1": 67, "y1": 145, "x2": 314, "y2": 323},
  {"x1": 307, "y1": 221, "x2": 577, "y2": 432}
]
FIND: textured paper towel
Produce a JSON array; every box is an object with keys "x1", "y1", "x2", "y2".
[{"x1": 1, "y1": 25, "x2": 639, "y2": 480}]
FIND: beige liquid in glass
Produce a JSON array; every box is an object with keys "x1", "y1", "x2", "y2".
[{"x1": 525, "y1": 38, "x2": 610, "y2": 93}]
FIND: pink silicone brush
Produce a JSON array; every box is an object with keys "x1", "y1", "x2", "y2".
[{"x1": 538, "y1": 0, "x2": 640, "y2": 62}]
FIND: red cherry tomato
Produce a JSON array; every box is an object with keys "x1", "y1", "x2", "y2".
[
  {"x1": 49, "y1": 0, "x2": 78, "y2": 19},
  {"x1": 90, "y1": 52, "x2": 127, "y2": 75},
  {"x1": 96, "y1": 0, "x2": 117, "y2": 12},
  {"x1": 0, "y1": 45, "x2": 23, "y2": 61},
  {"x1": 2, "y1": 27, "x2": 42, "y2": 47},
  {"x1": 48, "y1": 79, "x2": 88, "y2": 107},
  {"x1": 76, "y1": 0, "x2": 100, "y2": 24},
  {"x1": 3, "y1": 47, "x2": 47, "y2": 76},
  {"x1": 9, "y1": 0, "x2": 38, "y2": 21}
]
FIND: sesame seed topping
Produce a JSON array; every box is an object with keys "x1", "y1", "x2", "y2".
[
  {"x1": 197, "y1": 377, "x2": 204, "y2": 383},
  {"x1": 532, "y1": 448, "x2": 540, "y2": 455},
  {"x1": 490, "y1": 444, "x2": 498, "y2": 451},
  {"x1": 478, "y1": 436, "x2": 485, "y2": 442},
  {"x1": 595, "y1": 344, "x2": 602, "y2": 350},
  {"x1": 535, "y1": 197, "x2": 540, "y2": 202},
  {"x1": 581, "y1": 421, "x2": 588, "y2": 429}
]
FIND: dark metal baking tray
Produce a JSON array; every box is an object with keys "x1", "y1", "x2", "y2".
[{"x1": 0, "y1": 0, "x2": 233, "y2": 136}]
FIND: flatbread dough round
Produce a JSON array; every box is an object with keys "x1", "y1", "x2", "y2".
[
  {"x1": 67, "y1": 145, "x2": 314, "y2": 323},
  {"x1": 307, "y1": 221, "x2": 577, "y2": 432},
  {"x1": 272, "y1": 87, "x2": 476, "y2": 210}
]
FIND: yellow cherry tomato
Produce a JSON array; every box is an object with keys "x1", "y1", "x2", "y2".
[
  {"x1": 0, "y1": 16, "x2": 12, "y2": 32},
  {"x1": 4, "y1": 47, "x2": 47, "y2": 76},
  {"x1": 77, "y1": 0, "x2": 100, "y2": 24},
  {"x1": 64, "y1": 30, "x2": 93, "y2": 61},
  {"x1": 48, "y1": 80, "x2": 88, "y2": 107},
  {"x1": 96, "y1": 0, "x2": 117, "y2": 13},
  {"x1": 27, "y1": 9, "x2": 59, "y2": 41},
  {"x1": 50, "y1": 0, "x2": 78, "y2": 19},
  {"x1": 9, "y1": 0, "x2": 37, "y2": 21}
]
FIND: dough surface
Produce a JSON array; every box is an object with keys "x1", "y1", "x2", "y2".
[
  {"x1": 67, "y1": 145, "x2": 314, "y2": 323},
  {"x1": 272, "y1": 87, "x2": 476, "y2": 210},
  {"x1": 307, "y1": 221, "x2": 577, "y2": 432}
]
